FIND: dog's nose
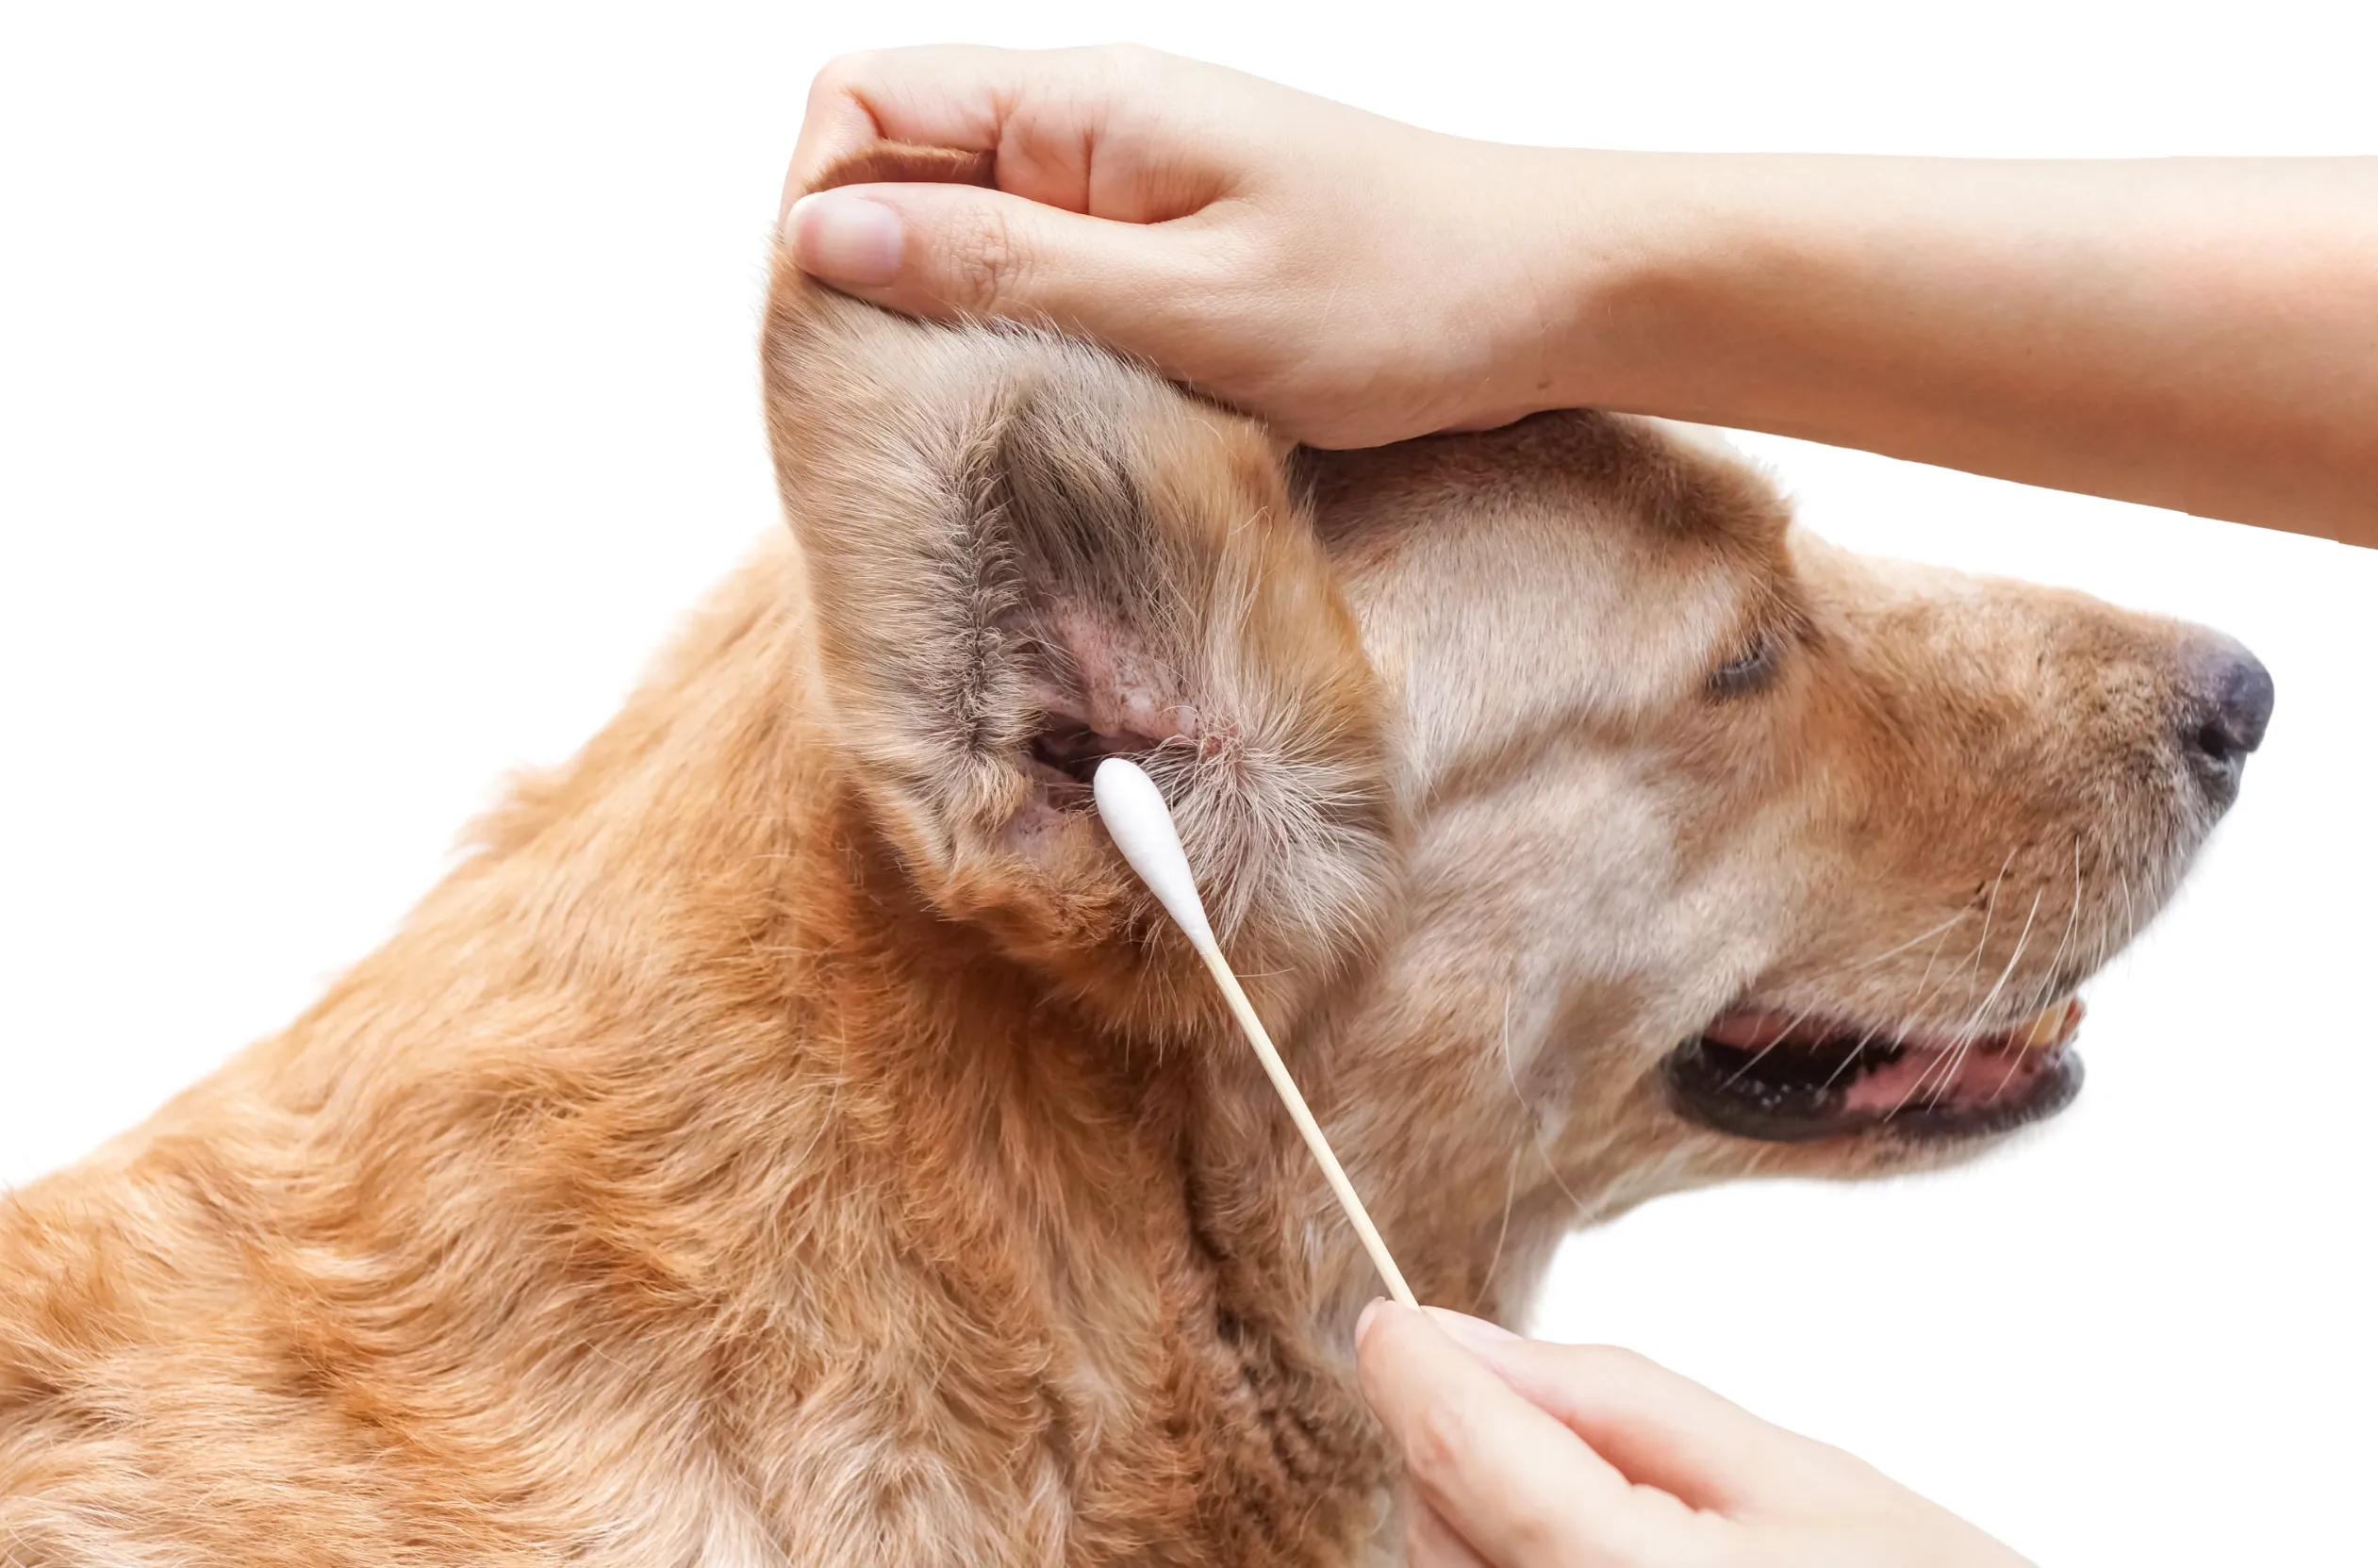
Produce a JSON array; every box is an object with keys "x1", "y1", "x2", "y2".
[{"x1": 2181, "y1": 639, "x2": 2275, "y2": 770}]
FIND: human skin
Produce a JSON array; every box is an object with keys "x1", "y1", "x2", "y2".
[
  {"x1": 1353, "y1": 1303, "x2": 2032, "y2": 1567},
  {"x1": 783, "y1": 43, "x2": 2378, "y2": 547}
]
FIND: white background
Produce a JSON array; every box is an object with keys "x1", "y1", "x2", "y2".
[{"x1": 4, "y1": 4, "x2": 2371, "y2": 1561}]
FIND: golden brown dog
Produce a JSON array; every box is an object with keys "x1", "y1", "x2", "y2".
[{"x1": 0, "y1": 167, "x2": 2271, "y2": 1564}]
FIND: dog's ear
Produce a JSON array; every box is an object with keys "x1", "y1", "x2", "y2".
[{"x1": 760, "y1": 151, "x2": 1397, "y2": 1020}]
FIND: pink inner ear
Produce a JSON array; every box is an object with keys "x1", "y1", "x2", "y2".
[{"x1": 1025, "y1": 606, "x2": 1200, "y2": 788}]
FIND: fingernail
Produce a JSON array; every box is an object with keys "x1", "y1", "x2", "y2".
[
  {"x1": 1356, "y1": 1296, "x2": 1391, "y2": 1346},
  {"x1": 1422, "y1": 1307, "x2": 1520, "y2": 1353},
  {"x1": 785, "y1": 190, "x2": 902, "y2": 287}
]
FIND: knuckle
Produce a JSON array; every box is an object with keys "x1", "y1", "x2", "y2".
[
  {"x1": 1488, "y1": 1493, "x2": 1572, "y2": 1563},
  {"x1": 812, "y1": 49, "x2": 879, "y2": 91},
  {"x1": 1402, "y1": 1398, "x2": 1465, "y2": 1485},
  {"x1": 1508, "y1": 1512, "x2": 1573, "y2": 1562},
  {"x1": 944, "y1": 207, "x2": 1025, "y2": 313},
  {"x1": 1075, "y1": 41, "x2": 1169, "y2": 96},
  {"x1": 1574, "y1": 1342, "x2": 1659, "y2": 1380},
  {"x1": 806, "y1": 53, "x2": 862, "y2": 105},
  {"x1": 1095, "y1": 41, "x2": 1162, "y2": 72}
]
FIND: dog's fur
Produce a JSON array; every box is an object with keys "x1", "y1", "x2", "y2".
[{"x1": 0, "y1": 157, "x2": 2255, "y2": 1564}]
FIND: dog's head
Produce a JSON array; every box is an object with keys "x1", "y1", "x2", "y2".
[
  {"x1": 760, "y1": 191, "x2": 2268, "y2": 1267},
  {"x1": 1292, "y1": 416, "x2": 2268, "y2": 1234}
]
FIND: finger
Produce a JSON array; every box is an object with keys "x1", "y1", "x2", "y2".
[
  {"x1": 1425, "y1": 1311, "x2": 1822, "y2": 1515},
  {"x1": 1405, "y1": 1490, "x2": 1496, "y2": 1568},
  {"x1": 791, "y1": 44, "x2": 1050, "y2": 175},
  {"x1": 784, "y1": 180, "x2": 1210, "y2": 356},
  {"x1": 1357, "y1": 1300, "x2": 1679, "y2": 1567},
  {"x1": 785, "y1": 43, "x2": 1209, "y2": 219},
  {"x1": 784, "y1": 51, "x2": 904, "y2": 207}
]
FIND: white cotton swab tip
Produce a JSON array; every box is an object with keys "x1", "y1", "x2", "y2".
[
  {"x1": 1092, "y1": 757, "x2": 1218, "y2": 953},
  {"x1": 1092, "y1": 757, "x2": 1418, "y2": 1310}
]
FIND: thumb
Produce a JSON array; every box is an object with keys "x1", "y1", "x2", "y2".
[{"x1": 784, "y1": 181, "x2": 1193, "y2": 349}]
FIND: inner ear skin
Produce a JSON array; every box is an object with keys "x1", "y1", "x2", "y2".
[{"x1": 1016, "y1": 602, "x2": 1200, "y2": 805}]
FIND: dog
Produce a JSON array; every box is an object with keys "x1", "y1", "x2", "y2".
[{"x1": 0, "y1": 153, "x2": 2271, "y2": 1565}]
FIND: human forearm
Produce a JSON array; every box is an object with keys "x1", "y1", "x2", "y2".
[{"x1": 1544, "y1": 153, "x2": 2378, "y2": 543}]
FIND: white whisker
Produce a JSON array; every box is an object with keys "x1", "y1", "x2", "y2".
[
  {"x1": 1721, "y1": 998, "x2": 1827, "y2": 1086},
  {"x1": 1818, "y1": 1016, "x2": 1891, "y2": 1092},
  {"x1": 1988, "y1": 836, "x2": 2086, "y2": 1102},
  {"x1": 1897, "y1": 914, "x2": 1969, "y2": 1039},
  {"x1": 1891, "y1": 877, "x2": 2043, "y2": 1118},
  {"x1": 1497, "y1": 991, "x2": 1596, "y2": 1224},
  {"x1": 1470, "y1": 1144, "x2": 1522, "y2": 1317},
  {"x1": 1837, "y1": 906, "x2": 1977, "y2": 973}
]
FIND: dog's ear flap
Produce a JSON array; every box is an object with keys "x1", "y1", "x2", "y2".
[{"x1": 760, "y1": 160, "x2": 1395, "y2": 1006}]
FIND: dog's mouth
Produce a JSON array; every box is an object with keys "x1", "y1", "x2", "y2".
[{"x1": 1662, "y1": 999, "x2": 2085, "y2": 1144}]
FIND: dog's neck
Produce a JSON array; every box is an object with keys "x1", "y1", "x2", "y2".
[{"x1": 246, "y1": 542, "x2": 1430, "y2": 1560}]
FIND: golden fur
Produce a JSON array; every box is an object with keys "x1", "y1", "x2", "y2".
[{"x1": 0, "y1": 155, "x2": 2256, "y2": 1564}]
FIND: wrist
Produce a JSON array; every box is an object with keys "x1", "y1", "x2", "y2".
[{"x1": 1513, "y1": 148, "x2": 1750, "y2": 421}]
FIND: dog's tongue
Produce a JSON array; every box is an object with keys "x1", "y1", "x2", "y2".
[{"x1": 1702, "y1": 999, "x2": 2083, "y2": 1054}]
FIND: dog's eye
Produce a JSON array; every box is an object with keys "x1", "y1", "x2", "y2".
[{"x1": 1709, "y1": 631, "x2": 1782, "y2": 698}]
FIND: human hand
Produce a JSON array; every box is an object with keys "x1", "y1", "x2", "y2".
[
  {"x1": 782, "y1": 44, "x2": 1586, "y2": 447},
  {"x1": 1355, "y1": 1301, "x2": 2034, "y2": 1567}
]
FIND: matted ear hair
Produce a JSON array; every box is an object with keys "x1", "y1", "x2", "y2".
[{"x1": 760, "y1": 152, "x2": 1398, "y2": 1021}]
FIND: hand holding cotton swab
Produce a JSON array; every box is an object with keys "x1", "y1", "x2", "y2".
[{"x1": 1092, "y1": 757, "x2": 1418, "y2": 1310}]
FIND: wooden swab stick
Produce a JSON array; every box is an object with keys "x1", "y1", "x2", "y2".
[{"x1": 1093, "y1": 757, "x2": 1419, "y2": 1309}]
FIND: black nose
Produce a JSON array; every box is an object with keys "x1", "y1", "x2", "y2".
[{"x1": 2183, "y1": 642, "x2": 2275, "y2": 769}]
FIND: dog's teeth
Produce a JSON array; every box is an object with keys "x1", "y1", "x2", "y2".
[{"x1": 2015, "y1": 999, "x2": 2082, "y2": 1050}]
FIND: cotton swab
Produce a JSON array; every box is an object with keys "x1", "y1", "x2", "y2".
[{"x1": 1092, "y1": 757, "x2": 1418, "y2": 1310}]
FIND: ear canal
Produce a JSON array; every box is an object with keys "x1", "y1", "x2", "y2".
[{"x1": 1026, "y1": 714, "x2": 1163, "y2": 791}]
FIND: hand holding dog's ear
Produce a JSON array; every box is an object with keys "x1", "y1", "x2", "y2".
[
  {"x1": 782, "y1": 43, "x2": 1557, "y2": 450},
  {"x1": 785, "y1": 44, "x2": 2378, "y2": 541},
  {"x1": 1355, "y1": 1303, "x2": 2036, "y2": 1568}
]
